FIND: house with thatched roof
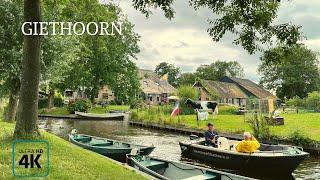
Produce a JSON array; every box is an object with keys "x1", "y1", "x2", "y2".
[
  {"x1": 220, "y1": 76, "x2": 277, "y2": 113},
  {"x1": 220, "y1": 76, "x2": 277, "y2": 100},
  {"x1": 138, "y1": 69, "x2": 176, "y2": 104},
  {"x1": 193, "y1": 80, "x2": 248, "y2": 106}
]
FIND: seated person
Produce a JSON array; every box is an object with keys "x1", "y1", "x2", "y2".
[
  {"x1": 204, "y1": 123, "x2": 219, "y2": 147},
  {"x1": 235, "y1": 132, "x2": 260, "y2": 153}
]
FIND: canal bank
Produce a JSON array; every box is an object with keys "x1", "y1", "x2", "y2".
[{"x1": 0, "y1": 121, "x2": 148, "y2": 180}]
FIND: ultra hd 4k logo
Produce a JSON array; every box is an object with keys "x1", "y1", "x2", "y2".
[{"x1": 12, "y1": 140, "x2": 49, "y2": 177}]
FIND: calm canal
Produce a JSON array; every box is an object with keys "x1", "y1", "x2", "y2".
[{"x1": 39, "y1": 118, "x2": 319, "y2": 180}]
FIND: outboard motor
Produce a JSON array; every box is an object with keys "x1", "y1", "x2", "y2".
[
  {"x1": 70, "y1": 129, "x2": 78, "y2": 136},
  {"x1": 189, "y1": 134, "x2": 199, "y2": 140}
]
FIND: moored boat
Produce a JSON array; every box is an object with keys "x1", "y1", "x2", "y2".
[
  {"x1": 179, "y1": 137, "x2": 309, "y2": 176},
  {"x1": 68, "y1": 131, "x2": 155, "y2": 162},
  {"x1": 75, "y1": 111, "x2": 124, "y2": 120},
  {"x1": 127, "y1": 154, "x2": 254, "y2": 180}
]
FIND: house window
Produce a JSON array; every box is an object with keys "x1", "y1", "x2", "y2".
[
  {"x1": 149, "y1": 96, "x2": 153, "y2": 101},
  {"x1": 103, "y1": 93, "x2": 108, "y2": 99},
  {"x1": 157, "y1": 96, "x2": 160, "y2": 102}
]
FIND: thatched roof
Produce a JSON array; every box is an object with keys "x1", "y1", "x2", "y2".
[
  {"x1": 138, "y1": 69, "x2": 176, "y2": 95},
  {"x1": 194, "y1": 80, "x2": 248, "y2": 99},
  {"x1": 223, "y1": 77, "x2": 277, "y2": 99}
]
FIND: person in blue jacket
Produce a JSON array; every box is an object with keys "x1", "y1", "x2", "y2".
[{"x1": 204, "y1": 123, "x2": 219, "y2": 147}]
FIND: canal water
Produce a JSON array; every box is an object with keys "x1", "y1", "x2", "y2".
[{"x1": 39, "y1": 118, "x2": 320, "y2": 180}]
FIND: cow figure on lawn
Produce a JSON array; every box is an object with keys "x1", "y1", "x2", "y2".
[
  {"x1": 206, "y1": 101, "x2": 218, "y2": 113},
  {"x1": 185, "y1": 98, "x2": 202, "y2": 109},
  {"x1": 185, "y1": 98, "x2": 218, "y2": 112}
]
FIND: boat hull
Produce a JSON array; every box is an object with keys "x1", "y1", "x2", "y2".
[
  {"x1": 75, "y1": 111, "x2": 124, "y2": 121},
  {"x1": 126, "y1": 155, "x2": 253, "y2": 180},
  {"x1": 179, "y1": 141, "x2": 309, "y2": 176},
  {"x1": 69, "y1": 134, "x2": 155, "y2": 162}
]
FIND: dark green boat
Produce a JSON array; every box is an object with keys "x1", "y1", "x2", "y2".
[
  {"x1": 68, "y1": 132, "x2": 155, "y2": 162},
  {"x1": 127, "y1": 155, "x2": 254, "y2": 180}
]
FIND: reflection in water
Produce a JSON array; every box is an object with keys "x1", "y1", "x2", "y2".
[{"x1": 39, "y1": 118, "x2": 319, "y2": 180}]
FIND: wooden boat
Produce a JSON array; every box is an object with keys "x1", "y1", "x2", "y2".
[
  {"x1": 69, "y1": 133, "x2": 155, "y2": 162},
  {"x1": 179, "y1": 137, "x2": 309, "y2": 176},
  {"x1": 127, "y1": 155, "x2": 254, "y2": 180},
  {"x1": 75, "y1": 111, "x2": 124, "y2": 120}
]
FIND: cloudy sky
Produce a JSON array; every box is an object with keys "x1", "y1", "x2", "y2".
[{"x1": 114, "y1": 0, "x2": 320, "y2": 82}]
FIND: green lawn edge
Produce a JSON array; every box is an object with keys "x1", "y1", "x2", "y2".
[{"x1": 0, "y1": 121, "x2": 147, "y2": 180}]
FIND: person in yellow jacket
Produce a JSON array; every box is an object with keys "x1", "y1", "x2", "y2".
[{"x1": 235, "y1": 132, "x2": 260, "y2": 153}]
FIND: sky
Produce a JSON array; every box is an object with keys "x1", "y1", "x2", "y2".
[{"x1": 113, "y1": 0, "x2": 320, "y2": 82}]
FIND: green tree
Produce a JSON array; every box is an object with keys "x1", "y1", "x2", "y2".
[
  {"x1": 306, "y1": 91, "x2": 320, "y2": 111},
  {"x1": 40, "y1": 1, "x2": 81, "y2": 109},
  {"x1": 155, "y1": 62, "x2": 181, "y2": 87},
  {"x1": 0, "y1": 0, "x2": 23, "y2": 122},
  {"x1": 177, "y1": 85, "x2": 198, "y2": 115},
  {"x1": 60, "y1": 2, "x2": 140, "y2": 103},
  {"x1": 134, "y1": 0, "x2": 302, "y2": 54},
  {"x1": 178, "y1": 73, "x2": 197, "y2": 86},
  {"x1": 259, "y1": 44, "x2": 320, "y2": 99},
  {"x1": 14, "y1": 0, "x2": 41, "y2": 136},
  {"x1": 110, "y1": 62, "x2": 140, "y2": 104},
  {"x1": 195, "y1": 60, "x2": 244, "y2": 81}
]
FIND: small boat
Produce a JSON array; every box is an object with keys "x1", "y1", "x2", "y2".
[
  {"x1": 127, "y1": 154, "x2": 254, "y2": 180},
  {"x1": 75, "y1": 111, "x2": 124, "y2": 120},
  {"x1": 179, "y1": 136, "x2": 309, "y2": 176},
  {"x1": 68, "y1": 132, "x2": 155, "y2": 162}
]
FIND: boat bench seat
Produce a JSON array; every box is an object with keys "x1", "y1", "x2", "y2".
[
  {"x1": 74, "y1": 136, "x2": 91, "y2": 142},
  {"x1": 182, "y1": 173, "x2": 217, "y2": 180},
  {"x1": 90, "y1": 142, "x2": 113, "y2": 146},
  {"x1": 141, "y1": 161, "x2": 168, "y2": 171},
  {"x1": 89, "y1": 140, "x2": 113, "y2": 146}
]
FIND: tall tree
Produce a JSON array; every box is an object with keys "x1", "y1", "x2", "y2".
[
  {"x1": 61, "y1": 1, "x2": 140, "y2": 103},
  {"x1": 259, "y1": 44, "x2": 320, "y2": 99},
  {"x1": 177, "y1": 73, "x2": 197, "y2": 86},
  {"x1": 133, "y1": 0, "x2": 302, "y2": 54},
  {"x1": 14, "y1": 0, "x2": 41, "y2": 137},
  {"x1": 0, "y1": 0, "x2": 23, "y2": 122},
  {"x1": 155, "y1": 62, "x2": 181, "y2": 87},
  {"x1": 195, "y1": 60, "x2": 244, "y2": 81}
]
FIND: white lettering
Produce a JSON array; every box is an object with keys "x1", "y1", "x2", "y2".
[
  {"x1": 100, "y1": 22, "x2": 109, "y2": 35},
  {"x1": 60, "y1": 22, "x2": 72, "y2": 35},
  {"x1": 73, "y1": 22, "x2": 86, "y2": 35},
  {"x1": 39, "y1": 22, "x2": 48, "y2": 35},
  {"x1": 86, "y1": 22, "x2": 99, "y2": 35},
  {"x1": 111, "y1": 22, "x2": 122, "y2": 35},
  {"x1": 21, "y1": 22, "x2": 32, "y2": 35},
  {"x1": 21, "y1": 22, "x2": 123, "y2": 36}
]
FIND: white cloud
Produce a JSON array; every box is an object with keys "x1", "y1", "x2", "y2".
[{"x1": 115, "y1": 0, "x2": 320, "y2": 82}]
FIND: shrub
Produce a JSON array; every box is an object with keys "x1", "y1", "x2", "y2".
[
  {"x1": 286, "y1": 96, "x2": 303, "y2": 107},
  {"x1": 38, "y1": 95, "x2": 64, "y2": 109},
  {"x1": 130, "y1": 99, "x2": 147, "y2": 109},
  {"x1": 177, "y1": 85, "x2": 198, "y2": 115},
  {"x1": 67, "y1": 99, "x2": 92, "y2": 114},
  {"x1": 218, "y1": 104, "x2": 237, "y2": 115},
  {"x1": 246, "y1": 113, "x2": 270, "y2": 140},
  {"x1": 289, "y1": 130, "x2": 314, "y2": 147},
  {"x1": 306, "y1": 91, "x2": 320, "y2": 111}
]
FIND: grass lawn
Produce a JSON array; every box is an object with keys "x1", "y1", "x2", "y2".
[
  {"x1": 132, "y1": 109, "x2": 320, "y2": 141},
  {"x1": 0, "y1": 121, "x2": 146, "y2": 180}
]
